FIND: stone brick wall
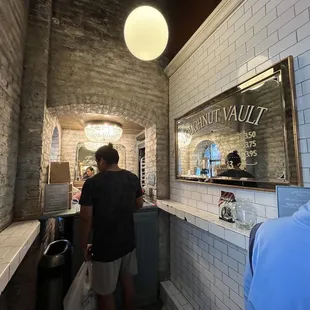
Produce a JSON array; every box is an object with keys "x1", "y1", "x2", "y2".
[
  {"x1": 50, "y1": 127, "x2": 61, "y2": 162},
  {"x1": 188, "y1": 133, "x2": 246, "y2": 175},
  {"x1": 15, "y1": 0, "x2": 53, "y2": 220},
  {"x1": 171, "y1": 216, "x2": 246, "y2": 310},
  {"x1": 61, "y1": 129, "x2": 138, "y2": 179},
  {"x1": 47, "y1": 0, "x2": 169, "y2": 200},
  {"x1": 41, "y1": 109, "x2": 62, "y2": 185},
  {"x1": 0, "y1": 0, "x2": 29, "y2": 231},
  {"x1": 40, "y1": 109, "x2": 62, "y2": 209},
  {"x1": 249, "y1": 82, "x2": 286, "y2": 180},
  {"x1": 12, "y1": 0, "x2": 170, "y2": 218}
]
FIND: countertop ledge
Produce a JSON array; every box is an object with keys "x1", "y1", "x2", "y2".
[
  {"x1": 40, "y1": 201, "x2": 157, "y2": 219},
  {"x1": 157, "y1": 200, "x2": 250, "y2": 250},
  {"x1": 0, "y1": 220, "x2": 40, "y2": 295}
]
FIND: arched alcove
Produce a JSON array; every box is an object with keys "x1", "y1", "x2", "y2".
[
  {"x1": 50, "y1": 127, "x2": 60, "y2": 162},
  {"x1": 48, "y1": 103, "x2": 169, "y2": 199}
]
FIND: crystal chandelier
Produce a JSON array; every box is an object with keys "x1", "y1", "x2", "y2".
[
  {"x1": 84, "y1": 121, "x2": 123, "y2": 143},
  {"x1": 178, "y1": 132, "x2": 192, "y2": 149},
  {"x1": 84, "y1": 142, "x2": 107, "y2": 152}
]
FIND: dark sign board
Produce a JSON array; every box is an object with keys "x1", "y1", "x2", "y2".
[
  {"x1": 277, "y1": 186, "x2": 310, "y2": 218},
  {"x1": 44, "y1": 184, "x2": 69, "y2": 213}
]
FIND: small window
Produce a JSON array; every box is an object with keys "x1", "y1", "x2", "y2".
[{"x1": 204, "y1": 143, "x2": 221, "y2": 177}]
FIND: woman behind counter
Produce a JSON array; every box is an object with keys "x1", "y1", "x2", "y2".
[
  {"x1": 83, "y1": 166, "x2": 95, "y2": 180},
  {"x1": 214, "y1": 151, "x2": 257, "y2": 187},
  {"x1": 218, "y1": 151, "x2": 254, "y2": 179},
  {"x1": 72, "y1": 167, "x2": 95, "y2": 202}
]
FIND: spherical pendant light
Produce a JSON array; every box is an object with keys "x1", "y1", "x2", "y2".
[{"x1": 124, "y1": 6, "x2": 169, "y2": 61}]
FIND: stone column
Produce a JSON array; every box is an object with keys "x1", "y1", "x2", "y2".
[
  {"x1": 145, "y1": 123, "x2": 170, "y2": 201},
  {"x1": 156, "y1": 122, "x2": 170, "y2": 199},
  {"x1": 14, "y1": 0, "x2": 53, "y2": 220},
  {"x1": 0, "y1": 0, "x2": 29, "y2": 231}
]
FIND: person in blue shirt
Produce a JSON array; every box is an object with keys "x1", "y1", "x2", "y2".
[{"x1": 244, "y1": 202, "x2": 310, "y2": 310}]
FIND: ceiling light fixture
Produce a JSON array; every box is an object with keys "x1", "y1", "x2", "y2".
[
  {"x1": 84, "y1": 142, "x2": 107, "y2": 152},
  {"x1": 178, "y1": 132, "x2": 192, "y2": 149},
  {"x1": 239, "y1": 69, "x2": 274, "y2": 91},
  {"x1": 124, "y1": 6, "x2": 169, "y2": 61},
  {"x1": 84, "y1": 121, "x2": 123, "y2": 143}
]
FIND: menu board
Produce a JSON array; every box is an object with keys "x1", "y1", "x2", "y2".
[
  {"x1": 44, "y1": 184, "x2": 69, "y2": 213},
  {"x1": 277, "y1": 186, "x2": 310, "y2": 218}
]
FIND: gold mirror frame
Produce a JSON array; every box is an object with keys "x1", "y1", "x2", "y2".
[
  {"x1": 74, "y1": 142, "x2": 126, "y2": 181},
  {"x1": 174, "y1": 56, "x2": 301, "y2": 191}
]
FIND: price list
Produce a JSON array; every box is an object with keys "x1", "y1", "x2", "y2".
[{"x1": 245, "y1": 131, "x2": 257, "y2": 158}]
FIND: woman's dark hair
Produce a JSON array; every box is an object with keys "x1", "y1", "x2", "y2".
[
  {"x1": 95, "y1": 143, "x2": 119, "y2": 165},
  {"x1": 86, "y1": 166, "x2": 94, "y2": 172},
  {"x1": 226, "y1": 150, "x2": 241, "y2": 166}
]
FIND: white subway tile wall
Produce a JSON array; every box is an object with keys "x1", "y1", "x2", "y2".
[
  {"x1": 169, "y1": 0, "x2": 310, "y2": 220},
  {"x1": 171, "y1": 216, "x2": 247, "y2": 310}
]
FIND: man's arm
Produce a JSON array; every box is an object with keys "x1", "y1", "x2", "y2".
[
  {"x1": 135, "y1": 175, "x2": 144, "y2": 210},
  {"x1": 80, "y1": 205, "x2": 93, "y2": 253},
  {"x1": 135, "y1": 195, "x2": 143, "y2": 210},
  {"x1": 79, "y1": 181, "x2": 93, "y2": 260}
]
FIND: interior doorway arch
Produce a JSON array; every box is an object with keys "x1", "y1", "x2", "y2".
[{"x1": 50, "y1": 127, "x2": 60, "y2": 162}]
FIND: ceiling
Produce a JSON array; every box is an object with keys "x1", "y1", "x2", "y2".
[
  {"x1": 165, "y1": 0, "x2": 222, "y2": 62},
  {"x1": 55, "y1": 0, "x2": 221, "y2": 131},
  {"x1": 58, "y1": 114, "x2": 144, "y2": 135}
]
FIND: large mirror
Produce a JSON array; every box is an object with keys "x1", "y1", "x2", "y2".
[
  {"x1": 75, "y1": 142, "x2": 126, "y2": 180},
  {"x1": 175, "y1": 57, "x2": 300, "y2": 190}
]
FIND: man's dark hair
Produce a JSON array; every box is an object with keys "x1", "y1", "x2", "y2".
[
  {"x1": 95, "y1": 143, "x2": 119, "y2": 165},
  {"x1": 86, "y1": 166, "x2": 94, "y2": 172}
]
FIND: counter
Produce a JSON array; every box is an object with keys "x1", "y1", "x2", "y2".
[
  {"x1": 157, "y1": 199, "x2": 250, "y2": 250},
  {"x1": 40, "y1": 204, "x2": 81, "y2": 220},
  {"x1": 0, "y1": 221, "x2": 40, "y2": 294},
  {"x1": 157, "y1": 199, "x2": 251, "y2": 310},
  {"x1": 40, "y1": 201, "x2": 156, "y2": 219}
]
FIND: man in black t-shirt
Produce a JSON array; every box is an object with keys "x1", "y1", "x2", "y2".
[{"x1": 79, "y1": 143, "x2": 143, "y2": 310}]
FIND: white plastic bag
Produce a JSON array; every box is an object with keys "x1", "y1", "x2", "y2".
[{"x1": 64, "y1": 262, "x2": 96, "y2": 310}]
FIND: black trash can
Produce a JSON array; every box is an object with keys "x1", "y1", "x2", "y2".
[{"x1": 37, "y1": 239, "x2": 72, "y2": 310}]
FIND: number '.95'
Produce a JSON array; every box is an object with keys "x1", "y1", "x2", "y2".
[{"x1": 245, "y1": 150, "x2": 257, "y2": 157}]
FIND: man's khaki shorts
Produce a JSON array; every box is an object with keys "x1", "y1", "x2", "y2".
[{"x1": 92, "y1": 249, "x2": 138, "y2": 296}]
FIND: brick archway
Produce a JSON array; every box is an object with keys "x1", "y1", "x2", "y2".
[
  {"x1": 49, "y1": 103, "x2": 169, "y2": 200},
  {"x1": 48, "y1": 103, "x2": 157, "y2": 128},
  {"x1": 50, "y1": 127, "x2": 61, "y2": 162}
]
